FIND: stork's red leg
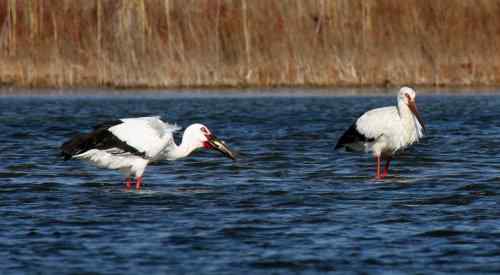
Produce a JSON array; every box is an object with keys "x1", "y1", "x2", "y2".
[
  {"x1": 381, "y1": 157, "x2": 392, "y2": 178},
  {"x1": 135, "y1": 177, "x2": 143, "y2": 190},
  {"x1": 126, "y1": 178, "x2": 133, "y2": 189},
  {"x1": 375, "y1": 156, "x2": 382, "y2": 179}
]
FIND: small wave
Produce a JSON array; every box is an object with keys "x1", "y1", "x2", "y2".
[
  {"x1": 29, "y1": 181, "x2": 61, "y2": 192},
  {"x1": 457, "y1": 183, "x2": 497, "y2": 196},
  {"x1": 416, "y1": 229, "x2": 467, "y2": 238},
  {"x1": 374, "y1": 217, "x2": 412, "y2": 224},
  {"x1": 6, "y1": 163, "x2": 38, "y2": 171},
  {"x1": 413, "y1": 195, "x2": 476, "y2": 206},
  {"x1": 0, "y1": 171, "x2": 28, "y2": 178},
  {"x1": 251, "y1": 259, "x2": 335, "y2": 271}
]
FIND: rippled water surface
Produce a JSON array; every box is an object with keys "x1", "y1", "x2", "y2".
[{"x1": 1, "y1": 90, "x2": 500, "y2": 274}]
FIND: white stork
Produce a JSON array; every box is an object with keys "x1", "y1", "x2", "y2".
[
  {"x1": 335, "y1": 87, "x2": 425, "y2": 179},
  {"x1": 61, "y1": 116, "x2": 236, "y2": 190}
]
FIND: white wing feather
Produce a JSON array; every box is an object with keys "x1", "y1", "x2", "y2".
[
  {"x1": 109, "y1": 116, "x2": 181, "y2": 159},
  {"x1": 356, "y1": 106, "x2": 423, "y2": 153},
  {"x1": 356, "y1": 106, "x2": 402, "y2": 139},
  {"x1": 415, "y1": 118, "x2": 424, "y2": 139}
]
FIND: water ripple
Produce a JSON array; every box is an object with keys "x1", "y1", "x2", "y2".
[{"x1": 1, "y1": 93, "x2": 500, "y2": 274}]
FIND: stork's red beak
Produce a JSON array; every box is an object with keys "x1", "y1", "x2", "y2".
[
  {"x1": 203, "y1": 134, "x2": 237, "y2": 160},
  {"x1": 408, "y1": 100, "x2": 425, "y2": 131}
]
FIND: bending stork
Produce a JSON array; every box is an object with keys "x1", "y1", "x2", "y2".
[{"x1": 61, "y1": 116, "x2": 236, "y2": 189}]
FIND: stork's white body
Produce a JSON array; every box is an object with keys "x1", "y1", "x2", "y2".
[
  {"x1": 354, "y1": 104, "x2": 424, "y2": 157},
  {"x1": 75, "y1": 149, "x2": 150, "y2": 178},
  {"x1": 73, "y1": 116, "x2": 182, "y2": 179}
]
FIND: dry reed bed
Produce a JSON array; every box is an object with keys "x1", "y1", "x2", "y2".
[{"x1": 0, "y1": 0, "x2": 499, "y2": 88}]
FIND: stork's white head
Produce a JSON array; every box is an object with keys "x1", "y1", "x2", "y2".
[
  {"x1": 397, "y1": 86, "x2": 425, "y2": 131},
  {"x1": 398, "y1": 86, "x2": 416, "y2": 104},
  {"x1": 182, "y1": 123, "x2": 236, "y2": 160}
]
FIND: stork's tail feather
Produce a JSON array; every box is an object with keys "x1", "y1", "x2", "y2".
[
  {"x1": 335, "y1": 122, "x2": 373, "y2": 150},
  {"x1": 60, "y1": 127, "x2": 147, "y2": 160},
  {"x1": 61, "y1": 151, "x2": 72, "y2": 160},
  {"x1": 335, "y1": 123, "x2": 356, "y2": 150},
  {"x1": 60, "y1": 132, "x2": 89, "y2": 160}
]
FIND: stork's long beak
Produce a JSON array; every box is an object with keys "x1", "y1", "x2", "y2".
[
  {"x1": 207, "y1": 135, "x2": 237, "y2": 160},
  {"x1": 408, "y1": 100, "x2": 426, "y2": 131}
]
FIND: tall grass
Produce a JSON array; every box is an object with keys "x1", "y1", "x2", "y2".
[{"x1": 0, "y1": 0, "x2": 499, "y2": 88}]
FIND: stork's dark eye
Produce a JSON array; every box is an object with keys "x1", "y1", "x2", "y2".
[
  {"x1": 200, "y1": 127, "x2": 209, "y2": 134},
  {"x1": 405, "y1": 94, "x2": 411, "y2": 101}
]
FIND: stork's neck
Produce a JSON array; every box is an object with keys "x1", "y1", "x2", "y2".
[
  {"x1": 164, "y1": 135, "x2": 197, "y2": 160},
  {"x1": 397, "y1": 98, "x2": 420, "y2": 138},
  {"x1": 397, "y1": 99, "x2": 413, "y2": 120}
]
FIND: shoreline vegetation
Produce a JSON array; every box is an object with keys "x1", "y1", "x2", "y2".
[
  {"x1": 2, "y1": 87, "x2": 500, "y2": 98},
  {"x1": 0, "y1": 1, "x2": 499, "y2": 89}
]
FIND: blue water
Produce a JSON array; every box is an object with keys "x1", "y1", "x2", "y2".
[{"x1": 1, "y1": 91, "x2": 500, "y2": 274}]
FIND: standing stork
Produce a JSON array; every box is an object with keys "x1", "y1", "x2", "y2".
[
  {"x1": 335, "y1": 87, "x2": 425, "y2": 179},
  {"x1": 61, "y1": 116, "x2": 236, "y2": 190}
]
